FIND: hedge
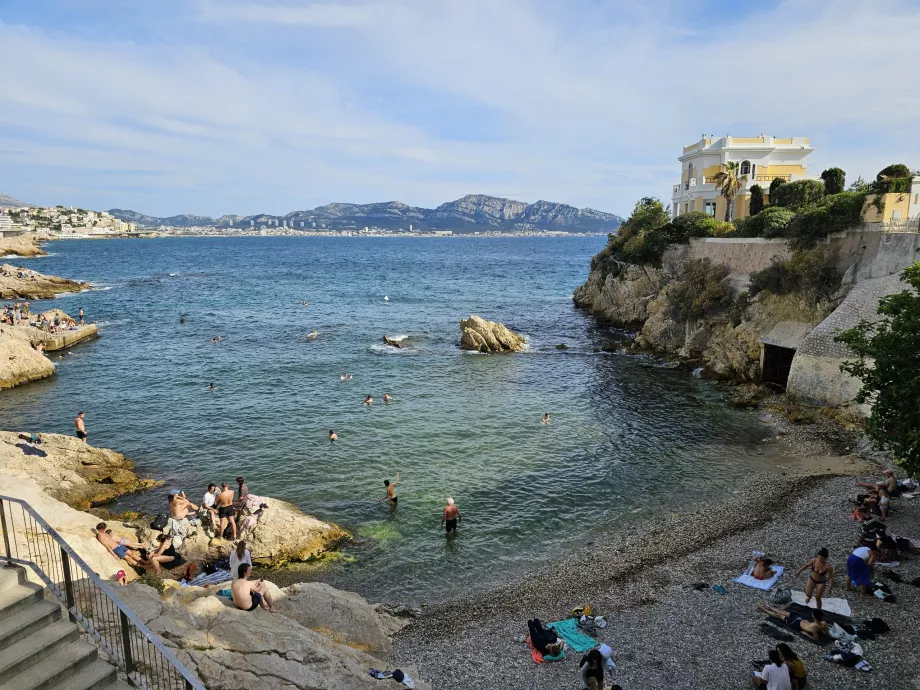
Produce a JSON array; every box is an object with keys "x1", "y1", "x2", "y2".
[{"x1": 771, "y1": 179, "x2": 825, "y2": 210}]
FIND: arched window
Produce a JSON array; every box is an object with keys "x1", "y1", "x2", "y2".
[{"x1": 740, "y1": 160, "x2": 751, "y2": 176}]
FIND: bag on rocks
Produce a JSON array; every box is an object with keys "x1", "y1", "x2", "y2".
[
  {"x1": 769, "y1": 587, "x2": 791, "y2": 605},
  {"x1": 150, "y1": 513, "x2": 168, "y2": 531}
]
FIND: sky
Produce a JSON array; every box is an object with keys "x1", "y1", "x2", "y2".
[{"x1": 1, "y1": 0, "x2": 919, "y2": 217}]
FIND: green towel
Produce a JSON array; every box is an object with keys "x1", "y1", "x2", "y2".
[{"x1": 548, "y1": 618, "x2": 598, "y2": 653}]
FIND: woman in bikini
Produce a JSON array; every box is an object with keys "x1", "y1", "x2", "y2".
[{"x1": 795, "y1": 547, "x2": 834, "y2": 609}]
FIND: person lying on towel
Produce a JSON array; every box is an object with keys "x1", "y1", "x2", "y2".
[
  {"x1": 756, "y1": 603, "x2": 828, "y2": 642},
  {"x1": 527, "y1": 619, "x2": 563, "y2": 657}
]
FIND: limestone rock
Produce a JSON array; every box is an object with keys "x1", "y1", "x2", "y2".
[
  {"x1": 0, "y1": 432, "x2": 159, "y2": 509},
  {"x1": 459, "y1": 315, "x2": 526, "y2": 353},
  {"x1": 0, "y1": 328, "x2": 56, "y2": 388},
  {"x1": 140, "y1": 495, "x2": 349, "y2": 567},
  {"x1": 116, "y1": 583, "x2": 430, "y2": 690},
  {"x1": 0, "y1": 235, "x2": 46, "y2": 258},
  {"x1": 0, "y1": 263, "x2": 89, "y2": 299},
  {"x1": 0, "y1": 475, "x2": 140, "y2": 583}
]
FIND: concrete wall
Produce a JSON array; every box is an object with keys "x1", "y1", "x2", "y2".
[{"x1": 664, "y1": 236, "x2": 791, "y2": 276}]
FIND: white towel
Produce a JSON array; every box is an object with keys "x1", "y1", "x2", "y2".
[
  {"x1": 734, "y1": 565, "x2": 784, "y2": 590},
  {"x1": 790, "y1": 591, "x2": 852, "y2": 616}
]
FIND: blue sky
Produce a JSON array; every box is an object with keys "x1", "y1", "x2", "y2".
[{"x1": 1, "y1": 0, "x2": 919, "y2": 217}]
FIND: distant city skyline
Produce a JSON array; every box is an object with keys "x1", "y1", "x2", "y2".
[{"x1": 1, "y1": 0, "x2": 919, "y2": 217}]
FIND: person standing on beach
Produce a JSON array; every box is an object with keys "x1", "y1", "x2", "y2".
[
  {"x1": 441, "y1": 497, "x2": 461, "y2": 534},
  {"x1": 382, "y1": 473, "x2": 399, "y2": 505},
  {"x1": 74, "y1": 412, "x2": 87, "y2": 443},
  {"x1": 215, "y1": 482, "x2": 237, "y2": 540},
  {"x1": 795, "y1": 548, "x2": 833, "y2": 610}
]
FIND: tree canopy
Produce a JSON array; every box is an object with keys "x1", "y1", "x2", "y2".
[{"x1": 836, "y1": 262, "x2": 920, "y2": 475}]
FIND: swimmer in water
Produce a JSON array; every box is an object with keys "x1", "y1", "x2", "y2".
[
  {"x1": 441, "y1": 497, "x2": 462, "y2": 534},
  {"x1": 541, "y1": 413, "x2": 551, "y2": 424},
  {"x1": 340, "y1": 373, "x2": 352, "y2": 381},
  {"x1": 308, "y1": 330, "x2": 319, "y2": 340},
  {"x1": 302, "y1": 300, "x2": 309, "y2": 307},
  {"x1": 210, "y1": 338, "x2": 217, "y2": 343},
  {"x1": 383, "y1": 393, "x2": 392, "y2": 404},
  {"x1": 364, "y1": 395, "x2": 374, "y2": 405},
  {"x1": 329, "y1": 429, "x2": 337, "y2": 442},
  {"x1": 382, "y1": 473, "x2": 399, "y2": 504},
  {"x1": 217, "y1": 335, "x2": 223, "y2": 342},
  {"x1": 208, "y1": 383, "x2": 215, "y2": 391}
]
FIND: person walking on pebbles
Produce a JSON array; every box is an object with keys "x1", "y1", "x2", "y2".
[{"x1": 795, "y1": 548, "x2": 834, "y2": 610}]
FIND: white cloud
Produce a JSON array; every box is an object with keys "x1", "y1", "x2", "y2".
[{"x1": 1, "y1": 0, "x2": 920, "y2": 215}]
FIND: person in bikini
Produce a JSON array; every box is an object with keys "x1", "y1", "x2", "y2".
[
  {"x1": 795, "y1": 548, "x2": 834, "y2": 609},
  {"x1": 382, "y1": 473, "x2": 399, "y2": 505},
  {"x1": 232, "y1": 564, "x2": 277, "y2": 612},
  {"x1": 215, "y1": 482, "x2": 238, "y2": 540},
  {"x1": 441, "y1": 497, "x2": 462, "y2": 534},
  {"x1": 756, "y1": 603, "x2": 827, "y2": 642},
  {"x1": 753, "y1": 556, "x2": 776, "y2": 580}
]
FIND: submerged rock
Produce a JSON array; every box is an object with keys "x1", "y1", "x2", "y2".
[
  {"x1": 459, "y1": 315, "x2": 526, "y2": 353},
  {"x1": 382, "y1": 335, "x2": 408, "y2": 348}
]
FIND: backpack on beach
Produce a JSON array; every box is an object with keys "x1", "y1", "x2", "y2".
[
  {"x1": 769, "y1": 587, "x2": 791, "y2": 606},
  {"x1": 150, "y1": 513, "x2": 168, "y2": 531}
]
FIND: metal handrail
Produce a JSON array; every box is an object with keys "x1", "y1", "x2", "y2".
[{"x1": 0, "y1": 495, "x2": 205, "y2": 690}]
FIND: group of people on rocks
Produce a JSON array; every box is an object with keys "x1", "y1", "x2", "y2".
[
  {"x1": 1, "y1": 267, "x2": 38, "y2": 281},
  {"x1": 1, "y1": 301, "x2": 85, "y2": 332}
]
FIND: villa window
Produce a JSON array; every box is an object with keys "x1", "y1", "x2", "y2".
[
  {"x1": 740, "y1": 160, "x2": 751, "y2": 176},
  {"x1": 704, "y1": 201, "x2": 717, "y2": 217}
]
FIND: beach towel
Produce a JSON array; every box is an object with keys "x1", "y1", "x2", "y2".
[
  {"x1": 525, "y1": 635, "x2": 544, "y2": 663},
  {"x1": 185, "y1": 569, "x2": 231, "y2": 588},
  {"x1": 734, "y1": 565, "x2": 784, "y2": 590},
  {"x1": 215, "y1": 588, "x2": 232, "y2": 600},
  {"x1": 547, "y1": 618, "x2": 598, "y2": 653},
  {"x1": 791, "y1": 591, "x2": 852, "y2": 617}
]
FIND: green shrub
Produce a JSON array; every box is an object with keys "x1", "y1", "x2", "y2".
[
  {"x1": 768, "y1": 177, "x2": 787, "y2": 200},
  {"x1": 668, "y1": 258, "x2": 732, "y2": 321},
  {"x1": 750, "y1": 184, "x2": 765, "y2": 215},
  {"x1": 666, "y1": 211, "x2": 717, "y2": 241},
  {"x1": 876, "y1": 164, "x2": 911, "y2": 181},
  {"x1": 820, "y1": 167, "x2": 846, "y2": 195},
  {"x1": 872, "y1": 177, "x2": 912, "y2": 194},
  {"x1": 758, "y1": 207, "x2": 797, "y2": 238},
  {"x1": 748, "y1": 247, "x2": 839, "y2": 303},
  {"x1": 786, "y1": 192, "x2": 865, "y2": 250},
  {"x1": 729, "y1": 290, "x2": 752, "y2": 326},
  {"x1": 137, "y1": 570, "x2": 166, "y2": 594},
  {"x1": 771, "y1": 179, "x2": 825, "y2": 210},
  {"x1": 594, "y1": 197, "x2": 670, "y2": 267}
]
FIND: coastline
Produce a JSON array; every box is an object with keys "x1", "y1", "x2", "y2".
[{"x1": 394, "y1": 418, "x2": 920, "y2": 689}]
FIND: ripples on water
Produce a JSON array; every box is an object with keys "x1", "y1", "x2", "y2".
[{"x1": 0, "y1": 236, "x2": 773, "y2": 603}]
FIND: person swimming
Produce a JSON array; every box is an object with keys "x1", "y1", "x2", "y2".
[
  {"x1": 364, "y1": 395, "x2": 374, "y2": 405},
  {"x1": 541, "y1": 413, "x2": 550, "y2": 424},
  {"x1": 308, "y1": 330, "x2": 319, "y2": 339},
  {"x1": 340, "y1": 373, "x2": 352, "y2": 381},
  {"x1": 329, "y1": 429, "x2": 337, "y2": 442},
  {"x1": 208, "y1": 383, "x2": 215, "y2": 391},
  {"x1": 383, "y1": 393, "x2": 392, "y2": 404}
]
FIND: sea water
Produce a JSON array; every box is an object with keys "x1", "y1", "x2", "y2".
[{"x1": 0, "y1": 236, "x2": 772, "y2": 603}]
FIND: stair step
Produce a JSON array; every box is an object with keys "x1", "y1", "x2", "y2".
[
  {"x1": 0, "y1": 598, "x2": 61, "y2": 647},
  {"x1": 0, "y1": 581, "x2": 43, "y2": 623},
  {"x1": 0, "y1": 640, "x2": 98, "y2": 690},
  {"x1": 52, "y1": 660, "x2": 116, "y2": 690},
  {"x1": 0, "y1": 566, "x2": 24, "y2": 592},
  {"x1": 103, "y1": 682, "x2": 133, "y2": 690},
  {"x1": 0, "y1": 619, "x2": 80, "y2": 682}
]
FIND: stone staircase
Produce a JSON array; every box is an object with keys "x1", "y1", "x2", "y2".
[{"x1": 0, "y1": 566, "x2": 131, "y2": 690}]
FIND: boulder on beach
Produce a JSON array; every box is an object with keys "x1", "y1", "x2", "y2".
[
  {"x1": 459, "y1": 315, "x2": 526, "y2": 353},
  {"x1": 115, "y1": 582, "x2": 430, "y2": 690},
  {"x1": 0, "y1": 432, "x2": 160, "y2": 509}
]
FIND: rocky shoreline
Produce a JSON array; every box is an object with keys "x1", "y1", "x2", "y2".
[{"x1": 394, "y1": 415, "x2": 920, "y2": 689}]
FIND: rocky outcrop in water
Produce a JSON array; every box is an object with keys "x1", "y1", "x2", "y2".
[
  {"x1": 0, "y1": 327, "x2": 56, "y2": 388},
  {"x1": 0, "y1": 432, "x2": 160, "y2": 509},
  {"x1": 459, "y1": 315, "x2": 526, "y2": 353},
  {"x1": 0, "y1": 263, "x2": 89, "y2": 299},
  {"x1": 0, "y1": 235, "x2": 46, "y2": 257}
]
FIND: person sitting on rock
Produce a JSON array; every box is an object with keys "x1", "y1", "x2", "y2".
[
  {"x1": 857, "y1": 469, "x2": 900, "y2": 496},
  {"x1": 232, "y1": 564, "x2": 277, "y2": 612},
  {"x1": 142, "y1": 534, "x2": 184, "y2": 574},
  {"x1": 753, "y1": 556, "x2": 777, "y2": 580}
]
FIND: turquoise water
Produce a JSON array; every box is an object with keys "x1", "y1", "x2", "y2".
[{"x1": 0, "y1": 236, "x2": 773, "y2": 603}]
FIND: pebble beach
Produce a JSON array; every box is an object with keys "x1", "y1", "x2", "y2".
[{"x1": 394, "y1": 412, "x2": 920, "y2": 689}]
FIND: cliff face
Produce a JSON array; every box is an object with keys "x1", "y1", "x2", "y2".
[
  {"x1": 0, "y1": 263, "x2": 89, "y2": 299},
  {"x1": 0, "y1": 235, "x2": 47, "y2": 257},
  {"x1": 0, "y1": 328, "x2": 56, "y2": 388},
  {"x1": 573, "y1": 254, "x2": 828, "y2": 381}
]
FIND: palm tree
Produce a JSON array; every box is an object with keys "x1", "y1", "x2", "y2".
[{"x1": 713, "y1": 161, "x2": 746, "y2": 222}]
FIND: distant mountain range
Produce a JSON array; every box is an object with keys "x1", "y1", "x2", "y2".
[
  {"x1": 109, "y1": 195, "x2": 622, "y2": 233},
  {"x1": 0, "y1": 194, "x2": 30, "y2": 208}
]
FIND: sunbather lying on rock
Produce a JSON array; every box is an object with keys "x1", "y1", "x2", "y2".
[{"x1": 757, "y1": 603, "x2": 827, "y2": 642}]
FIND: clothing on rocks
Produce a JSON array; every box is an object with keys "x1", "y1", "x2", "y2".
[{"x1": 548, "y1": 618, "x2": 599, "y2": 653}]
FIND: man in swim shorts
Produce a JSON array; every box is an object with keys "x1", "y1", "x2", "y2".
[
  {"x1": 216, "y1": 482, "x2": 238, "y2": 540},
  {"x1": 382, "y1": 473, "x2": 399, "y2": 504},
  {"x1": 441, "y1": 497, "x2": 462, "y2": 534},
  {"x1": 74, "y1": 412, "x2": 87, "y2": 442},
  {"x1": 232, "y1": 564, "x2": 276, "y2": 612},
  {"x1": 95, "y1": 523, "x2": 142, "y2": 566},
  {"x1": 756, "y1": 603, "x2": 827, "y2": 642}
]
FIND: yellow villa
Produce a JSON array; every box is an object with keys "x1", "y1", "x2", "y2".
[{"x1": 671, "y1": 134, "x2": 813, "y2": 220}]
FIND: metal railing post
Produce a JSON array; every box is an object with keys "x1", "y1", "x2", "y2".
[
  {"x1": 60, "y1": 547, "x2": 76, "y2": 622},
  {"x1": 120, "y1": 610, "x2": 134, "y2": 676},
  {"x1": 0, "y1": 500, "x2": 11, "y2": 566}
]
